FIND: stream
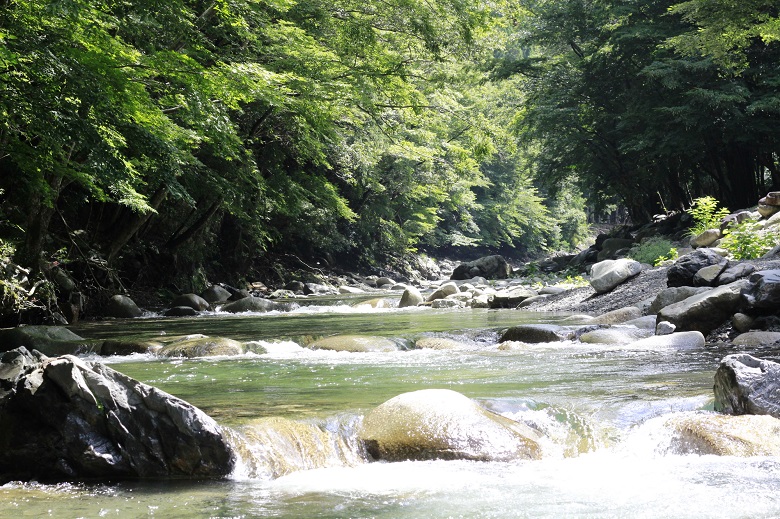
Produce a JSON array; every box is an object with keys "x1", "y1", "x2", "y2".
[{"x1": 3, "y1": 300, "x2": 780, "y2": 518}]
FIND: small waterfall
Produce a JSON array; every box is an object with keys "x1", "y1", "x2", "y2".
[{"x1": 226, "y1": 414, "x2": 368, "y2": 480}]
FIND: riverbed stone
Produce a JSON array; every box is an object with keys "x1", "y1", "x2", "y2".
[
  {"x1": 105, "y1": 294, "x2": 143, "y2": 318},
  {"x1": 589, "y1": 258, "x2": 642, "y2": 294},
  {"x1": 100, "y1": 339, "x2": 163, "y2": 356},
  {"x1": 596, "y1": 238, "x2": 634, "y2": 261},
  {"x1": 656, "y1": 279, "x2": 749, "y2": 335},
  {"x1": 431, "y1": 299, "x2": 465, "y2": 309},
  {"x1": 692, "y1": 264, "x2": 728, "y2": 287},
  {"x1": 171, "y1": 293, "x2": 210, "y2": 311},
  {"x1": 159, "y1": 336, "x2": 244, "y2": 358},
  {"x1": 714, "y1": 354, "x2": 780, "y2": 417},
  {"x1": 731, "y1": 313, "x2": 756, "y2": 333},
  {"x1": 577, "y1": 327, "x2": 653, "y2": 345},
  {"x1": 667, "y1": 249, "x2": 728, "y2": 287},
  {"x1": 732, "y1": 331, "x2": 780, "y2": 347},
  {"x1": 590, "y1": 306, "x2": 642, "y2": 325},
  {"x1": 717, "y1": 263, "x2": 756, "y2": 285},
  {"x1": 415, "y1": 337, "x2": 469, "y2": 350},
  {"x1": 0, "y1": 348, "x2": 234, "y2": 482},
  {"x1": 742, "y1": 270, "x2": 780, "y2": 309},
  {"x1": 488, "y1": 287, "x2": 538, "y2": 308},
  {"x1": 426, "y1": 282, "x2": 459, "y2": 302},
  {"x1": 655, "y1": 321, "x2": 676, "y2": 335},
  {"x1": 689, "y1": 229, "x2": 721, "y2": 248},
  {"x1": 648, "y1": 286, "x2": 712, "y2": 314},
  {"x1": 359, "y1": 389, "x2": 542, "y2": 462},
  {"x1": 163, "y1": 306, "x2": 200, "y2": 317},
  {"x1": 450, "y1": 255, "x2": 511, "y2": 280},
  {"x1": 338, "y1": 285, "x2": 364, "y2": 294},
  {"x1": 309, "y1": 335, "x2": 399, "y2": 352},
  {"x1": 220, "y1": 296, "x2": 279, "y2": 313},
  {"x1": 499, "y1": 324, "x2": 570, "y2": 344},
  {"x1": 665, "y1": 412, "x2": 780, "y2": 456}
]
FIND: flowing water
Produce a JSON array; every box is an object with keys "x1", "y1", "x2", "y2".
[{"x1": 3, "y1": 302, "x2": 780, "y2": 518}]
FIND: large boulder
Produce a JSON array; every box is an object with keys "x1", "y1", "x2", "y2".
[
  {"x1": 0, "y1": 348, "x2": 234, "y2": 482},
  {"x1": 589, "y1": 258, "x2": 642, "y2": 294},
  {"x1": 742, "y1": 270, "x2": 780, "y2": 309},
  {"x1": 105, "y1": 294, "x2": 142, "y2": 318},
  {"x1": 665, "y1": 412, "x2": 780, "y2": 456},
  {"x1": 359, "y1": 389, "x2": 542, "y2": 461},
  {"x1": 450, "y1": 255, "x2": 511, "y2": 280},
  {"x1": 596, "y1": 238, "x2": 634, "y2": 261},
  {"x1": 426, "y1": 282, "x2": 459, "y2": 302},
  {"x1": 656, "y1": 280, "x2": 749, "y2": 335},
  {"x1": 666, "y1": 249, "x2": 727, "y2": 287},
  {"x1": 714, "y1": 354, "x2": 780, "y2": 417},
  {"x1": 0, "y1": 325, "x2": 96, "y2": 356},
  {"x1": 200, "y1": 285, "x2": 232, "y2": 303},
  {"x1": 220, "y1": 296, "x2": 278, "y2": 313}
]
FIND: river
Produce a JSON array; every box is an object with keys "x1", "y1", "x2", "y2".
[{"x1": 2, "y1": 300, "x2": 780, "y2": 518}]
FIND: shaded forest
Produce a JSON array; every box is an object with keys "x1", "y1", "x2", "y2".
[{"x1": 0, "y1": 0, "x2": 778, "y2": 317}]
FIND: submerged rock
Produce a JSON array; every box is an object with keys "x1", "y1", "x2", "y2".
[
  {"x1": 0, "y1": 348, "x2": 234, "y2": 482},
  {"x1": 220, "y1": 296, "x2": 279, "y2": 313},
  {"x1": 359, "y1": 389, "x2": 542, "y2": 462},
  {"x1": 499, "y1": 324, "x2": 570, "y2": 344}
]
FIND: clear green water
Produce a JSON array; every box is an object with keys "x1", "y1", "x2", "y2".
[{"x1": 4, "y1": 304, "x2": 780, "y2": 518}]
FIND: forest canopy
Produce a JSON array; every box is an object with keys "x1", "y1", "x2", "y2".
[{"x1": 0, "y1": 0, "x2": 778, "y2": 291}]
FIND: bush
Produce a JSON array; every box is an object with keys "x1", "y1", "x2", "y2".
[
  {"x1": 721, "y1": 222, "x2": 778, "y2": 259},
  {"x1": 628, "y1": 237, "x2": 678, "y2": 266},
  {"x1": 686, "y1": 196, "x2": 730, "y2": 237}
]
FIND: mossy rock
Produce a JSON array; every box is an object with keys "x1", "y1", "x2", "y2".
[
  {"x1": 0, "y1": 326, "x2": 98, "y2": 356},
  {"x1": 159, "y1": 336, "x2": 244, "y2": 358}
]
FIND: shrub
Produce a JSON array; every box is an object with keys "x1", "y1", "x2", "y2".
[
  {"x1": 628, "y1": 237, "x2": 678, "y2": 266},
  {"x1": 720, "y1": 222, "x2": 778, "y2": 259},
  {"x1": 686, "y1": 196, "x2": 730, "y2": 237}
]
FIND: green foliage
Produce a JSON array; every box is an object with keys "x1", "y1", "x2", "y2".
[
  {"x1": 628, "y1": 237, "x2": 679, "y2": 266},
  {"x1": 686, "y1": 196, "x2": 730, "y2": 237},
  {"x1": 720, "y1": 222, "x2": 778, "y2": 260}
]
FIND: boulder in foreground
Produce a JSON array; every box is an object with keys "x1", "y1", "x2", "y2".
[{"x1": 0, "y1": 347, "x2": 234, "y2": 482}]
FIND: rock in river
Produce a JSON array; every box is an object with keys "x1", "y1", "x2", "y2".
[
  {"x1": 0, "y1": 347, "x2": 234, "y2": 482},
  {"x1": 714, "y1": 354, "x2": 780, "y2": 418},
  {"x1": 359, "y1": 389, "x2": 542, "y2": 462}
]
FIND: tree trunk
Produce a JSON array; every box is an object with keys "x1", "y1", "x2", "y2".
[
  {"x1": 15, "y1": 174, "x2": 63, "y2": 271},
  {"x1": 164, "y1": 197, "x2": 223, "y2": 252},
  {"x1": 106, "y1": 185, "x2": 168, "y2": 263}
]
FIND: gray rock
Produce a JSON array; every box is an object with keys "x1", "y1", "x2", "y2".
[
  {"x1": 689, "y1": 229, "x2": 721, "y2": 248},
  {"x1": 667, "y1": 249, "x2": 728, "y2": 287},
  {"x1": 488, "y1": 287, "x2": 538, "y2": 308},
  {"x1": 171, "y1": 293, "x2": 210, "y2": 311},
  {"x1": 0, "y1": 325, "x2": 96, "y2": 356},
  {"x1": 648, "y1": 286, "x2": 712, "y2": 314},
  {"x1": 589, "y1": 258, "x2": 642, "y2": 294},
  {"x1": 742, "y1": 270, "x2": 780, "y2": 309},
  {"x1": 338, "y1": 285, "x2": 364, "y2": 294},
  {"x1": 717, "y1": 263, "x2": 757, "y2": 285},
  {"x1": 590, "y1": 306, "x2": 642, "y2": 325},
  {"x1": 105, "y1": 294, "x2": 142, "y2": 318},
  {"x1": 200, "y1": 285, "x2": 232, "y2": 303},
  {"x1": 732, "y1": 332, "x2": 780, "y2": 347},
  {"x1": 309, "y1": 335, "x2": 400, "y2": 352},
  {"x1": 426, "y1": 282, "x2": 459, "y2": 302},
  {"x1": 714, "y1": 354, "x2": 780, "y2": 417},
  {"x1": 578, "y1": 327, "x2": 653, "y2": 344},
  {"x1": 693, "y1": 264, "x2": 728, "y2": 287},
  {"x1": 431, "y1": 299, "x2": 464, "y2": 309},
  {"x1": 499, "y1": 324, "x2": 570, "y2": 343},
  {"x1": 163, "y1": 306, "x2": 199, "y2": 317},
  {"x1": 284, "y1": 280, "x2": 306, "y2": 292},
  {"x1": 657, "y1": 280, "x2": 749, "y2": 335},
  {"x1": 0, "y1": 349, "x2": 234, "y2": 481},
  {"x1": 596, "y1": 238, "x2": 635, "y2": 261},
  {"x1": 623, "y1": 315, "x2": 658, "y2": 330},
  {"x1": 399, "y1": 286, "x2": 424, "y2": 308},
  {"x1": 731, "y1": 312, "x2": 756, "y2": 333},
  {"x1": 220, "y1": 296, "x2": 279, "y2": 313},
  {"x1": 624, "y1": 331, "x2": 705, "y2": 350},
  {"x1": 359, "y1": 389, "x2": 541, "y2": 462},
  {"x1": 516, "y1": 294, "x2": 550, "y2": 308},
  {"x1": 376, "y1": 277, "x2": 395, "y2": 288},
  {"x1": 451, "y1": 255, "x2": 511, "y2": 280},
  {"x1": 656, "y1": 321, "x2": 676, "y2": 335},
  {"x1": 665, "y1": 413, "x2": 780, "y2": 456}
]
